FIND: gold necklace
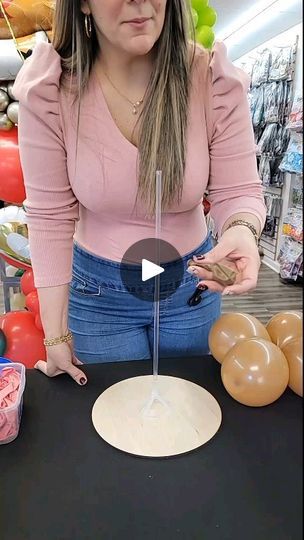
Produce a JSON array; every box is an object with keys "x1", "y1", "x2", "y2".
[{"x1": 101, "y1": 69, "x2": 145, "y2": 115}]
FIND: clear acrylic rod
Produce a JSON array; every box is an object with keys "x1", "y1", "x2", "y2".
[{"x1": 153, "y1": 170, "x2": 162, "y2": 381}]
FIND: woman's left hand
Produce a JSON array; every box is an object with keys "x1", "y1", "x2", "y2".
[{"x1": 190, "y1": 226, "x2": 261, "y2": 295}]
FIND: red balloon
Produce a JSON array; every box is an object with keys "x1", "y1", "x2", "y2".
[
  {"x1": 0, "y1": 253, "x2": 31, "y2": 271},
  {"x1": 20, "y1": 269, "x2": 36, "y2": 296},
  {"x1": 25, "y1": 290, "x2": 40, "y2": 314},
  {"x1": 0, "y1": 127, "x2": 26, "y2": 204},
  {"x1": 0, "y1": 311, "x2": 46, "y2": 368},
  {"x1": 34, "y1": 313, "x2": 43, "y2": 331}
]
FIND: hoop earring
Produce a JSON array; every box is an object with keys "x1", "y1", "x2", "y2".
[{"x1": 85, "y1": 14, "x2": 92, "y2": 39}]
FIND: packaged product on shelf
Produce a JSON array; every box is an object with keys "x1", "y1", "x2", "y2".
[
  {"x1": 268, "y1": 46, "x2": 293, "y2": 81},
  {"x1": 259, "y1": 155, "x2": 271, "y2": 186},
  {"x1": 263, "y1": 216, "x2": 277, "y2": 237},
  {"x1": 275, "y1": 125, "x2": 290, "y2": 155},
  {"x1": 264, "y1": 194, "x2": 282, "y2": 217},
  {"x1": 251, "y1": 49, "x2": 271, "y2": 87},
  {"x1": 262, "y1": 81, "x2": 292, "y2": 125},
  {"x1": 282, "y1": 207, "x2": 303, "y2": 243},
  {"x1": 257, "y1": 123, "x2": 278, "y2": 154},
  {"x1": 278, "y1": 237, "x2": 303, "y2": 280},
  {"x1": 285, "y1": 82, "x2": 294, "y2": 122},
  {"x1": 251, "y1": 86, "x2": 264, "y2": 128},
  {"x1": 287, "y1": 90, "x2": 303, "y2": 131},
  {"x1": 279, "y1": 132, "x2": 303, "y2": 174},
  {"x1": 264, "y1": 82, "x2": 280, "y2": 124},
  {"x1": 291, "y1": 176, "x2": 303, "y2": 207}
]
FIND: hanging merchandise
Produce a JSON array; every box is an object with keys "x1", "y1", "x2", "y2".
[
  {"x1": 264, "y1": 194, "x2": 282, "y2": 218},
  {"x1": 264, "y1": 82, "x2": 281, "y2": 124},
  {"x1": 279, "y1": 132, "x2": 303, "y2": 174},
  {"x1": 251, "y1": 86, "x2": 264, "y2": 128},
  {"x1": 258, "y1": 155, "x2": 271, "y2": 186},
  {"x1": 244, "y1": 37, "x2": 297, "y2": 192},
  {"x1": 275, "y1": 125, "x2": 290, "y2": 156},
  {"x1": 268, "y1": 46, "x2": 293, "y2": 82},
  {"x1": 263, "y1": 194, "x2": 282, "y2": 238},
  {"x1": 278, "y1": 237, "x2": 303, "y2": 281},
  {"x1": 251, "y1": 49, "x2": 271, "y2": 88},
  {"x1": 263, "y1": 217, "x2": 276, "y2": 238},
  {"x1": 257, "y1": 123, "x2": 278, "y2": 155},
  {"x1": 282, "y1": 207, "x2": 303, "y2": 243},
  {"x1": 291, "y1": 175, "x2": 303, "y2": 207},
  {"x1": 287, "y1": 90, "x2": 303, "y2": 131}
]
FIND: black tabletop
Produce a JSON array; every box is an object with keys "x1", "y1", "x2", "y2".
[{"x1": 1, "y1": 356, "x2": 303, "y2": 540}]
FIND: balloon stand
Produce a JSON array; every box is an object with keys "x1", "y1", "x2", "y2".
[
  {"x1": 92, "y1": 375, "x2": 222, "y2": 458},
  {"x1": 91, "y1": 172, "x2": 222, "y2": 458}
]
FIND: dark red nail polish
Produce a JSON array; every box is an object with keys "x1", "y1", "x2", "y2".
[
  {"x1": 80, "y1": 377, "x2": 87, "y2": 385},
  {"x1": 198, "y1": 284, "x2": 208, "y2": 291}
]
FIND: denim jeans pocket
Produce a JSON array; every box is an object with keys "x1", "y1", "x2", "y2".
[{"x1": 70, "y1": 271, "x2": 101, "y2": 297}]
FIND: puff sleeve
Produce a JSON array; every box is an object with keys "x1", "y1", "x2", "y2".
[
  {"x1": 12, "y1": 42, "x2": 79, "y2": 288},
  {"x1": 207, "y1": 42, "x2": 266, "y2": 235}
]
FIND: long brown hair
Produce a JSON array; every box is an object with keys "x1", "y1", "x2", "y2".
[{"x1": 52, "y1": 0, "x2": 195, "y2": 215}]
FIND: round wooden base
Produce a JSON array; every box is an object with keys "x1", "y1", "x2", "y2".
[{"x1": 92, "y1": 375, "x2": 222, "y2": 458}]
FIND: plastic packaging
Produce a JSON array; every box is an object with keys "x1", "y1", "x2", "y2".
[
  {"x1": 287, "y1": 90, "x2": 303, "y2": 131},
  {"x1": 282, "y1": 207, "x2": 303, "y2": 243},
  {"x1": 291, "y1": 176, "x2": 303, "y2": 207},
  {"x1": 264, "y1": 82, "x2": 280, "y2": 124},
  {"x1": 257, "y1": 123, "x2": 278, "y2": 154},
  {"x1": 0, "y1": 362, "x2": 26, "y2": 445},
  {"x1": 278, "y1": 237, "x2": 303, "y2": 281},
  {"x1": 251, "y1": 49, "x2": 271, "y2": 87},
  {"x1": 268, "y1": 46, "x2": 293, "y2": 82},
  {"x1": 251, "y1": 86, "x2": 264, "y2": 128},
  {"x1": 280, "y1": 132, "x2": 303, "y2": 174}
]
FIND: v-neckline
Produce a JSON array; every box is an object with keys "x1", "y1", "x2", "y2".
[{"x1": 92, "y1": 68, "x2": 139, "y2": 155}]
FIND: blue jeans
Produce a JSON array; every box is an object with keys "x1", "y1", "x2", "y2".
[{"x1": 68, "y1": 235, "x2": 221, "y2": 363}]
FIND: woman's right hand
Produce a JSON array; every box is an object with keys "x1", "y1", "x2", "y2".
[{"x1": 35, "y1": 342, "x2": 88, "y2": 385}]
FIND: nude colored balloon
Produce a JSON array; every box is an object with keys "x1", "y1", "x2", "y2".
[
  {"x1": 282, "y1": 337, "x2": 303, "y2": 397},
  {"x1": 209, "y1": 312, "x2": 271, "y2": 364},
  {"x1": 221, "y1": 338, "x2": 289, "y2": 407},
  {"x1": 266, "y1": 311, "x2": 302, "y2": 349}
]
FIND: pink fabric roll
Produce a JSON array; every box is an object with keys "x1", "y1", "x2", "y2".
[{"x1": 0, "y1": 367, "x2": 21, "y2": 443}]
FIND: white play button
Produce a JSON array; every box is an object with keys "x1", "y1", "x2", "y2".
[{"x1": 142, "y1": 259, "x2": 164, "y2": 282}]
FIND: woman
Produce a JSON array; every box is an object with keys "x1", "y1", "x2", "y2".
[{"x1": 13, "y1": 0, "x2": 266, "y2": 385}]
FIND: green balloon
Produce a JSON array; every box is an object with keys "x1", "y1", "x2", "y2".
[
  {"x1": 191, "y1": 8, "x2": 199, "y2": 28},
  {"x1": 15, "y1": 269, "x2": 25, "y2": 277},
  {"x1": 199, "y1": 6, "x2": 217, "y2": 27},
  {"x1": 192, "y1": 0, "x2": 209, "y2": 15},
  {"x1": 0, "y1": 329, "x2": 7, "y2": 357},
  {"x1": 196, "y1": 25, "x2": 215, "y2": 49}
]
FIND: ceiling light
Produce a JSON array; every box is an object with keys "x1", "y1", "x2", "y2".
[{"x1": 217, "y1": 0, "x2": 300, "y2": 47}]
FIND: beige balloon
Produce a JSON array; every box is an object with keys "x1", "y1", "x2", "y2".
[
  {"x1": 221, "y1": 338, "x2": 289, "y2": 407},
  {"x1": 281, "y1": 337, "x2": 303, "y2": 397},
  {"x1": 208, "y1": 312, "x2": 271, "y2": 364},
  {"x1": 266, "y1": 311, "x2": 302, "y2": 348}
]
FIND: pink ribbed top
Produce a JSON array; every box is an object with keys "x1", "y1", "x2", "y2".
[{"x1": 12, "y1": 41, "x2": 266, "y2": 288}]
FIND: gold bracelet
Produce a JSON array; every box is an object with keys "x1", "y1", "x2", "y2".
[
  {"x1": 226, "y1": 220, "x2": 259, "y2": 245},
  {"x1": 43, "y1": 331, "x2": 73, "y2": 347}
]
